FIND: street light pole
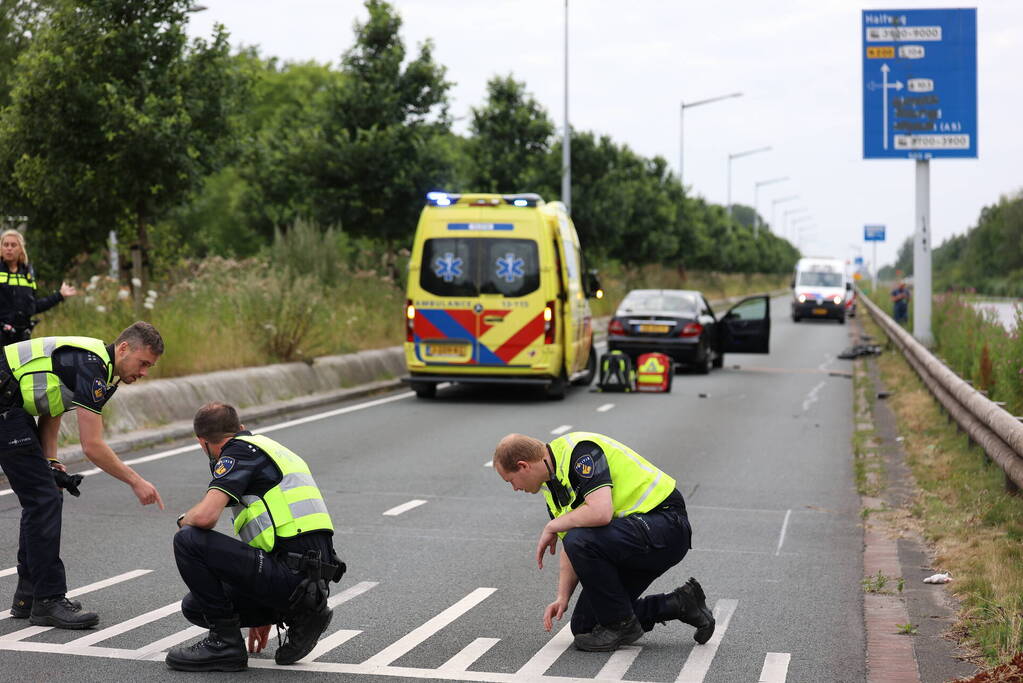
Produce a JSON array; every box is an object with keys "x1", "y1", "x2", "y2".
[
  {"x1": 727, "y1": 146, "x2": 771, "y2": 219},
  {"x1": 753, "y1": 176, "x2": 788, "y2": 238},
  {"x1": 561, "y1": 0, "x2": 571, "y2": 215},
  {"x1": 679, "y1": 92, "x2": 742, "y2": 191},
  {"x1": 783, "y1": 207, "x2": 808, "y2": 240},
  {"x1": 771, "y1": 195, "x2": 799, "y2": 236}
]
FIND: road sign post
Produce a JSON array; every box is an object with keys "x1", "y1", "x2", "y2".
[
  {"x1": 864, "y1": 224, "x2": 886, "y2": 292},
  {"x1": 862, "y1": 8, "x2": 976, "y2": 345}
]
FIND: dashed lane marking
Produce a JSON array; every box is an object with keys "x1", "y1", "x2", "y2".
[
  {"x1": 596, "y1": 403, "x2": 615, "y2": 412},
  {"x1": 382, "y1": 499, "x2": 428, "y2": 516},
  {"x1": 775, "y1": 509, "x2": 792, "y2": 556},
  {"x1": 550, "y1": 425, "x2": 572, "y2": 435},
  {"x1": 801, "y1": 381, "x2": 826, "y2": 412},
  {"x1": 0, "y1": 567, "x2": 17, "y2": 578},
  {"x1": 759, "y1": 652, "x2": 792, "y2": 682}
]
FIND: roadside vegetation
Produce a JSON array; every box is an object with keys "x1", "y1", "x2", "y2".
[{"x1": 859, "y1": 309, "x2": 1023, "y2": 667}]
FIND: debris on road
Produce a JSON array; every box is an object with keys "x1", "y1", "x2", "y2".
[{"x1": 923, "y1": 572, "x2": 953, "y2": 584}]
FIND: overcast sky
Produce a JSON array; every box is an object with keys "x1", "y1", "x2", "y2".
[{"x1": 187, "y1": 1, "x2": 1021, "y2": 271}]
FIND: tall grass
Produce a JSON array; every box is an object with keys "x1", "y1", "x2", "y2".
[{"x1": 34, "y1": 224, "x2": 786, "y2": 378}]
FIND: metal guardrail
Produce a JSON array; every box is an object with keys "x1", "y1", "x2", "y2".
[{"x1": 858, "y1": 290, "x2": 1023, "y2": 493}]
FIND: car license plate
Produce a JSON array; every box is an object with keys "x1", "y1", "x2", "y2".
[
  {"x1": 639, "y1": 324, "x2": 670, "y2": 333},
  {"x1": 812, "y1": 307, "x2": 828, "y2": 315},
  {"x1": 425, "y1": 343, "x2": 466, "y2": 357}
]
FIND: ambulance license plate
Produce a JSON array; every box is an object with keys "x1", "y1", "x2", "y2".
[
  {"x1": 639, "y1": 324, "x2": 670, "y2": 333},
  {"x1": 425, "y1": 343, "x2": 466, "y2": 357},
  {"x1": 812, "y1": 308, "x2": 828, "y2": 315}
]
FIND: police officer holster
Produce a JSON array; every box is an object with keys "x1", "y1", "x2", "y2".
[
  {"x1": 284, "y1": 550, "x2": 346, "y2": 617},
  {"x1": 0, "y1": 357, "x2": 20, "y2": 414}
]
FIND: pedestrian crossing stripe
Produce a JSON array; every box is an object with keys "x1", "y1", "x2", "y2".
[{"x1": 0, "y1": 571, "x2": 786, "y2": 681}]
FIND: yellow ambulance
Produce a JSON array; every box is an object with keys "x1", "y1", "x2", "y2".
[{"x1": 402, "y1": 192, "x2": 602, "y2": 399}]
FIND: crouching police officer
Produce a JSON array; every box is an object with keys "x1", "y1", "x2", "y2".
[
  {"x1": 493, "y1": 432, "x2": 715, "y2": 652},
  {"x1": 0, "y1": 321, "x2": 165, "y2": 628},
  {"x1": 167, "y1": 402, "x2": 345, "y2": 672}
]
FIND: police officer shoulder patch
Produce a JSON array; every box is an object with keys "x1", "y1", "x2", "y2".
[
  {"x1": 574, "y1": 454, "x2": 595, "y2": 479},
  {"x1": 92, "y1": 378, "x2": 107, "y2": 401},
  {"x1": 213, "y1": 456, "x2": 236, "y2": 478}
]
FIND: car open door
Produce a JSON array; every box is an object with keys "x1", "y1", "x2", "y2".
[{"x1": 720, "y1": 295, "x2": 770, "y2": 354}]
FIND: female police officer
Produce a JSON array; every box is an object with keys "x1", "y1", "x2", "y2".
[
  {"x1": 493, "y1": 431, "x2": 715, "y2": 652},
  {"x1": 0, "y1": 229, "x2": 76, "y2": 345},
  {"x1": 167, "y1": 402, "x2": 343, "y2": 672}
]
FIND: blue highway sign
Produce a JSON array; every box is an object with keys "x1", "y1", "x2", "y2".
[
  {"x1": 864, "y1": 225, "x2": 886, "y2": 242},
  {"x1": 862, "y1": 9, "x2": 977, "y2": 159}
]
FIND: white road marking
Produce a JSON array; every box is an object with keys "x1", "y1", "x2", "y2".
[
  {"x1": 437, "y1": 637, "x2": 501, "y2": 672},
  {"x1": 775, "y1": 509, "x2": 792, "y2": 556},
  {"x1": 817, "y1": 354, "x2": 835, "y2": 373},
  {"x1": 383, "y1": 499, "x2": 428, "y2": 516},
  {"x1": 0, "y1": 625, "x2": 50, "y2": 642},
  {"x1": 676, "y1": 599, "x2": 738, "y2": 682},
  {"x1": 596, "y1": 403, "x2": 615, "y2": 412},
  {"x1": 328, "y1": 580, "x2": 378, "y2": 609},
  {"x1": 134, "y1": 625, "x2": 206, "y2": 659},
  {"x1": 550, "y1": 425, "x2": 572, "y2": 435},
  {"x1": 483, "y1": 460, "x2": 493, "y2": 467},
  {"x1": 515, "y1": 622, "x2": 574, "y2": 676},
  {"x1": 0, "y1": 569, "x2": 152, "y2": 622},
  {"x1": 362, "y1": 587, "x2": 497, "y2": 667},
  {"x1": 0, "y1": 566, "x2": 17, "y2": 578},
  {"x1": 759, "y1": 652, "x2": 792, "y2": 682},
  {"x1": 801, "y1": 381, "x2": 826, "y2": 412},
  {"x1": 305, "y1": 629, "x2": 361, "y2": 662},
  {"x1": 596, "y1": 644, "x2": 642, "y2": 679},
  {"x1": 67, "y1": 601, "x2": 181, "y2": 648},
  {"x1": 0, "y1": 392, "x2": 416, "y2": 497}
]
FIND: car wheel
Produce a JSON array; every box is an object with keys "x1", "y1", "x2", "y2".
[
  {"x1": 412, "y1": 382, "x2": 436, "y2": 399},
  {"x1": 838, "y1": 315, "x2": 846, "y2": 325},
  {"x1": 792, "y1": 314, "x2": 800, "y2": 322},
  {"x1": 712, "y1": 351, "x2": 724, "y2": 369},
  {"x1": 571, "y1": 346, "x2": 597, "y2": 386},
  {"x1": 545, "y1": 370, "x2": 568, "y2": 400},
  {"x1": 694, "y1": 345, "x2": 712, "y2": 375},
  {"x1": 665, "y1": 365, "x2": 674, "y2": 392}
]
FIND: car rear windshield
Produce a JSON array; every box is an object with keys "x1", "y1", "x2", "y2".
[
  {"x1": 620, "y1": 292, "x2": 698, "y2": 315},
  {"x1": 420, "y1": 238, "x2": 540, "y2": 298},
  {"x1": 797, "y1": 271, "x2": 843, "y2": 287}
]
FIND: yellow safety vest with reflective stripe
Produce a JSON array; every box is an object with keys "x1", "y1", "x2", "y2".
[
  {"x1": 3, "y1": 337, "x2": 112, "y2": 417},
  {"x1": 229, "y1": 434, "x2": 334, "y2": 552},
  {"x1": 543, "y1": 432, "x2": 676, "y2": 522},
  {"x1": 0, "y1": 270, "x2": 36, "y2": 290}
]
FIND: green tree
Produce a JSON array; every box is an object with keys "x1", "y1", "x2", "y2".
[
  {"x1": 0, "y1": 0, "x2": 242, "y2": 285},
  {"x1": 0, "y1": 1, "x2": 52, "y2": 108},
  {"x1": 466, "y1": 75, "x2": 554, "y2": 193}
]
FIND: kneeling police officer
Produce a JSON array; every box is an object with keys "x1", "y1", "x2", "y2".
[
  {"x1": 167, "y1": 402, "x2": 344, "y2": 672},
  {"x1": 493, "y1": 431, "x2": 715, "y2": 652}
]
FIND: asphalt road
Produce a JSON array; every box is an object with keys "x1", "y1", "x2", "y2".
[{"x1": 0, "y1": 297, "x2": 865, "y2": 682}]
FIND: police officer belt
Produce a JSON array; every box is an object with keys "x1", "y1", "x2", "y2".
[{"x1": 281, "y1": 552, "x2": 346, "y2": 582}]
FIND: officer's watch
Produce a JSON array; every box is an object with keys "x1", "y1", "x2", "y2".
[{"x1": 176, "y1": 513, "x2": 186, "y2": 529}]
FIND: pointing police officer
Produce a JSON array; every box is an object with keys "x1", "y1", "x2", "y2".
[
  {"x1": 0, "y1": 321, "x2": 165, "y2": 628},
  {"x1": 167, "y1": 402, "x2": 343, "y2": 672},
  {"x1": 493, "y1": 431, "x2": 715, "y2": 652}
]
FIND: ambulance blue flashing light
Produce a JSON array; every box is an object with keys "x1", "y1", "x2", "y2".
[
  {"x1": 426, "y1": 191, "x2": 459, "y2": 207},
  {"x1": 425, "y1": 191, "x2": 543, "y2": 207}
]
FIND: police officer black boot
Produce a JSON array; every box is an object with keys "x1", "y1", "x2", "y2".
[
  {"x1": 665, "y1": 577, "x2": 715, "y2": 644},
  {"x1": 165, "y1": 615, "x2": 247, "y2": 672},
  {"x1": 28, "y1": 596, "x2": 99, "y2": 629},
  {"x1": 275, "y1": 605, "x2": 333, "y2": 665},
  {"x1": 573, "y1": 615, "x2": 644, "y2": 652}
]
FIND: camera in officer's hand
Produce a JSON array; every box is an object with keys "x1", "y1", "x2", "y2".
[{"x1": 50, "y1": 465, "x2": 84, "y2": 497}]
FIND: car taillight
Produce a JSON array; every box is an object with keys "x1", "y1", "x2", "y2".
[
  {"x1": 405, "y1": 300, "x2": 415, "y2": 342},
  {"x1": 544, "y1": 301, "x2": 556, "y2": 344},
  {"x1": 608, "y1": 319, "x2": 626, "y2": 336},
  {"x1": 679, "y1": 322, "x2": 703, "y2": 338}
]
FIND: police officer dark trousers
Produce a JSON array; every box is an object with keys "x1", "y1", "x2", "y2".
[
  {"x1": 167, "y1": 402, "x2": 344, "y2": 672},
  {"x1": 0, "y1": 323, "x2": 165, "y2": 628},
  {"x1": 493, "y1": 432, "x2": 715, "y2": 652}
]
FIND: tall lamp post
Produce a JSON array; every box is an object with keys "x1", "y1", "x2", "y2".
[
  {"x1": 679, "y1": 92, "x2": 742, "y2": 190},
  {"x1": 782, "y1": 207, "x2": 808, "y2": 240},
  {"x1": 727, "y1": 146, "x2": 771, "y2": 218},
  {"x1": 753, "y1": 177, "x2": 788, "y2": 238},
  {"x1": 561, "y1": 0, "x2": 570, "y2": 214},
  {"x1": 771, "y1": 195, "x2": 799, "y2": 235}
]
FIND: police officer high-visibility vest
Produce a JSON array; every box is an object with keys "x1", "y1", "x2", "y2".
[
  {"x1": 3, "y1": 336, "x2": 112, "y2": 416},
  {"x1": 543, "y1": 431, "x2": 676, "y2": 521},
  {"x1": 0, "y1": 269, "x2": 37, "y2": 291},
  {"x1": 230, "y1": 435, "x2": 334, "y2": 552}
]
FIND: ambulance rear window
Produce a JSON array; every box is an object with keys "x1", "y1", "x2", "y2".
[{"x1": 421, "y1": 238, "x2": 539, "y2": 298}]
